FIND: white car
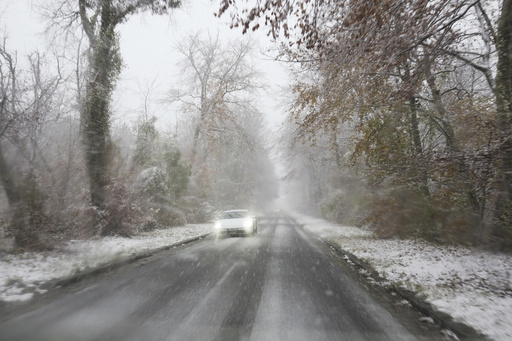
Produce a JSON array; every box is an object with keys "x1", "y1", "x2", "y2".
[{"x1": 214, "y1": 209, "x2": 257, "y2": 237}]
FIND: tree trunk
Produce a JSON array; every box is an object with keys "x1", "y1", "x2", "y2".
[
  {"x1": 493, "y1": 0, "x2": 512, "y2": 245},
  {"x1": 190, "y1": 81, "x2": 211, "y2": 172},
  {"x1": 80, "y1": 3, "x2": 119, "y2": 235},
  {"x1": 0, "y1": 143, "x2": 20, "y2": 206},
  {"x1": 0, "y1": 143, "x2": 23, "y2": 244},
  {"x1": 408, "y1": 96, "x2": 438, "y2": 241},
  {"x1": 426, "y1": 71, "x2": 482, "y2": 245},
  {"x1": 190, "y1": 111, "x2": 206, "y2": 170},
  {"x1": 0, "y1": 143, "x2": 45, "y2": 249},
  {"x1": 403, "y1": 63, "x2": 431, "y2": 201},
  {"x1": 409, "y1": 96, "x2": 430, "y2": 198}
]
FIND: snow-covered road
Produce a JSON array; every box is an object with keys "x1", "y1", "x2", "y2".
[
  {"x1": 1, "y1": 213, "x2": 511, "y2": 340},
  {"x1": 1, "y1": 215, "x2": 441, "y2": 340}
]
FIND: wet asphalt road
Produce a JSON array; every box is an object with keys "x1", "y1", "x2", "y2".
[{"x1": 0, "y1": 215, "x2": 418, "y2": 341}]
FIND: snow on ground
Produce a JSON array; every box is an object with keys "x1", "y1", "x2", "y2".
[
  {"x1": 294, "y1": 213, "x2": 512, "y2": 341},
  {"x1": 0, "y1": 223, "x2": 212, "y2": 303}
]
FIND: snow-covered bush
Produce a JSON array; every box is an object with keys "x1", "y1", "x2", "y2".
[
  {"x1": 135, "y1": 166, "x2": 170, "y2": 203},
  {"x1": 97, "y1": 178, "x2": 145, "y2": 237}
]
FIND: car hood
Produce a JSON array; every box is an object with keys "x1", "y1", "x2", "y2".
[{"x1": 219, "y1": 218, "x2": 247, "y2": 228}]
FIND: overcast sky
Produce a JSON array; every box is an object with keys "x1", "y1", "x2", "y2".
[{"x1": 0, "y1": 0, "x2": 290, "y2": 131}]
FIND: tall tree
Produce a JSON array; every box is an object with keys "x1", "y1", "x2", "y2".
[
  {"x1": 0, "y1": 41, "x2": 64, "y2": 249},
  {"x1": 172, "y1": 32, "x2": 277, "y2": 209},
  {"x1": 171, "y1": 32, "x2": 262, "y2": 172},
  {"x1": 76, "y1": 0, "x2": 180, "y2": 235},
  {"x1": 494, "y1": 0, "x2": 512, "y2": 242}
]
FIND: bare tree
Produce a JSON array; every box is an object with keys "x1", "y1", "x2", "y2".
[
  {"x1": 171, "y1": 32, "x2": 263, "y2": 171},
  {"x1": 0, "y1": 40, "x2": 20, "y2": 210},
  {"x1": 0, "y1": 39, "x2": 65, "y2": 250},
  {"x1": 171, "y1": 32, "x2": 278, "y2": 209}
]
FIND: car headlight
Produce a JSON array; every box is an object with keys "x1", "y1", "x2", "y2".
[
  {"x1": 214, "y1": 221, "x2": 221, "y2": 230},
  {"x1": 243, "y1": 218, "x2": 252, "y2": 230}
]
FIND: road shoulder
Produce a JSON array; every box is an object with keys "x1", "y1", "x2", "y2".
[{"x1": 292, "y1": 213, "x2": 495, "y2": 340}]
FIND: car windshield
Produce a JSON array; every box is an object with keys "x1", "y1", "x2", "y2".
[{"x1": 221, "y1": 211, "x2": 249, "y2": 219}]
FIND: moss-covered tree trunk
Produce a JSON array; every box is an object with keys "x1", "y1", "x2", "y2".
[{"x1": 79, "y1": 0, "x2": 121, "y2": 235}]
